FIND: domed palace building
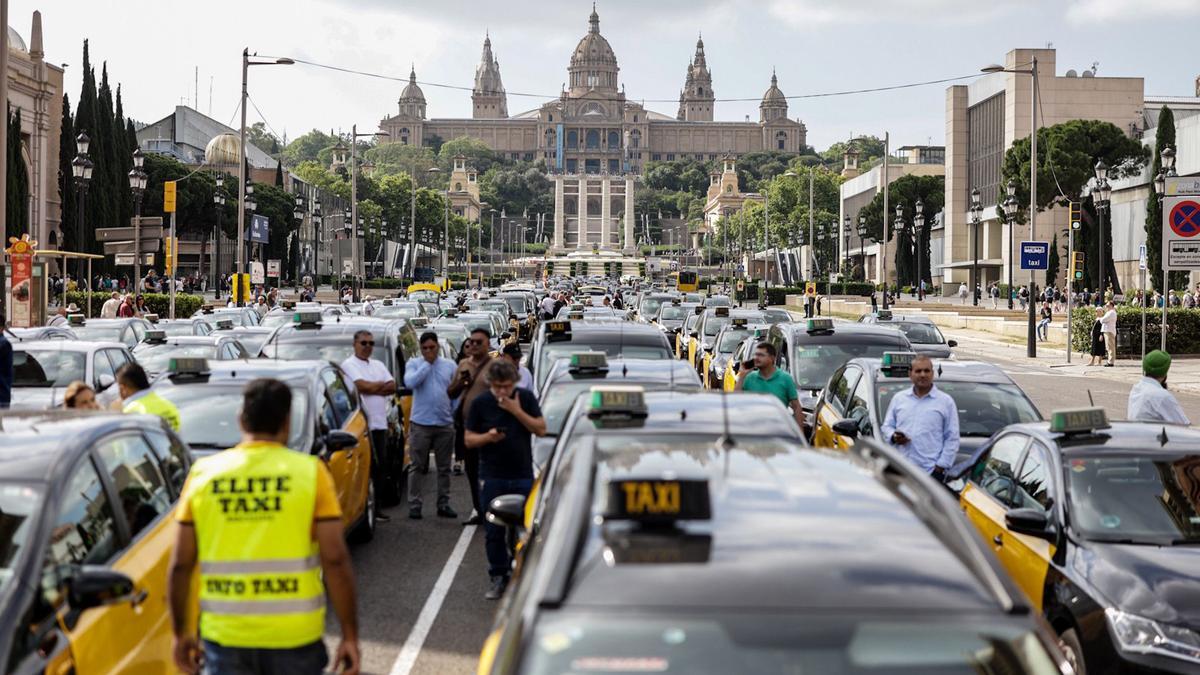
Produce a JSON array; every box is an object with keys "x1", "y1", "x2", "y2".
[{"x1": 378, "y1": 6, "x2": 807, "y2": 255}]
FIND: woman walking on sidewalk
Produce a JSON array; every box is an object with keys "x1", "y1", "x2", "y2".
[{"x1": 1089, "y1": 307, "x2": 1106, "y2": 366}]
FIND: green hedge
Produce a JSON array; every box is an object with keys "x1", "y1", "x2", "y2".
[
  {"x1": 1069, "y1": 305, "x2": 1200, "y2": 356},
  {"x1": 65, "y1": 291, "x2": 205, "y2": 319}
]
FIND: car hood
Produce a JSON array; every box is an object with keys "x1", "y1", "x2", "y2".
[
  {"x1": 8, "y1": 387, "x2": 61, "y2": 410},
  {"x1": 1079, "y1": 542, "x2": 1200, "y2": 628},
  {"x1": 912, "y1": 343, "x2": 953, "y2": 359}
]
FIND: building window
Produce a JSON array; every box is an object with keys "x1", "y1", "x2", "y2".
[
  {"x1": 666, "y1": 154, "x2": 675, "y2": 161},
  {"x1": 524, "y1": 152, "x2": 534, "y2": 162},
  {"x1": 967, "y1": 93, "x2": 1005, "y2": 205},
  {"x1": 609, "y1": 159, "x2": 619, "y2": 173},
  {"x1": 455, "y1": 182, "x2": 463, "y2": 192},
  {"x1": 567, "y1": 130, "x2": 578, "y2": 148},
  {"x1": 566, "y1": 159, "x2": 578, "y2": 173},
  {"x1": 585, "y1": 159, "x2": 601, "y2": 174},
  {"x1": 545, "y1": 129, "x2": 555, "y2": 148},
  {"x1": 630, "y1": 130, "x2": 641, "y2": 148},
  {"x1": 549, "y1": 114, "x2": 553, "y2": 122},
  {"x1": 652, "y1": 153, "x2": 662, "y2": 161},
  {"x1": 633, "y1": 115, "x2": 638, "y2": 123},
  {"x1": 695, "y1": 154, "x2": 703, "y2": 161},
  {"x1": 608, "y1": 131, "x2": 619, "y2": 149},
  {"x1": 586, "y1": 130, "x2": 600, "y2": 149},
  {"x1": 400, "y1": 127, "x2": 409, "y2": 146},
  {"x1": 709, "y1": 154, "x2": 716, "y2": 161},
  {"x1": 776, "y1": 131, "x2": 787, "y2": 150}
]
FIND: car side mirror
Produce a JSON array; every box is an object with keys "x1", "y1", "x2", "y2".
[
  {"x1": 67, "y1": 566, "x2": 136, "y2": 611},
  {"x1": 325, "y1": 430, "x2": 358, "y2": 454},
  {"x1": 1005, "y1": 507, "x2": 1055, "y2": 541},
  {"x1": 689, "y1": 330, "x2": 698, "y2": 338},
  {"x1": 97, "y1": 374, "x2": 115, "y2": 392},
  {"x1": 731, "y1": 362, "x2": 740, "y2": 373},
  {"x1": 947, "y1": 339, "x2": 958, "y2": 348},
  {"x1": 831, "y1": 419, "x2": 860, "y2": 438},
  {"x1": 486, "y1": 494, "x2": 527, "y2": 531}
]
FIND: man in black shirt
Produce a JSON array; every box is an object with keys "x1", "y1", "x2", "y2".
[{"x1": 465, "y1": 359, "x2": 546, "y2": 600}]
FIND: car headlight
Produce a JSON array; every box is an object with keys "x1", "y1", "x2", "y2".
[{"x1": 1106, "y1": 608, "x2": 1200, "y2": 665}]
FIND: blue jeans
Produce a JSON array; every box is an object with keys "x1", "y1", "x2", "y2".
[
  {"x1": 202, "y1": 639, "x2": 327, "y2": 675},
  {"x1": 1037, "y1": 318, "x2": 1050, "y2": 340},
  {"x1": 479, "y1": 477, "x2": 533, "y2": 578}
]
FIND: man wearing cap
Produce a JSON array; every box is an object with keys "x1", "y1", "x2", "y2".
[{"x1": 1128, "y1": 350, "x2": 1190, "y2": 425}]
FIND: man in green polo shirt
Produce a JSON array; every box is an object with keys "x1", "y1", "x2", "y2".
[{"x1": 736, "y1": 341, "x2": 804, "y2": 428}]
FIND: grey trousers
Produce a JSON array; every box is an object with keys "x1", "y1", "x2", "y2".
[{"x1": 408, "y1": 422, "x2": 455, "y2": 508}]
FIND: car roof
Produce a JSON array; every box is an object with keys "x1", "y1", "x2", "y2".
[
  {"x1": 1008, "y1": 420, "x2": 1200, "y2": 453},
  {"x1": 13, "y1": 339, "x2": 125, "y2": 352},
  {"x1": 543, "y1": 357, "x2": 701, "y2": 387},
  {"x1": 152, "y1": 358, "x2": 328, "y2": 387},
  {"x1": 847, "y1": 357, "x2": 1017, "y2": 385},
  {"x1": 0, "y1": 411, "x2": 168, "y2": 482},
  {"x1": 561, "y1": 441, "x2": 1007, "y2": 613},
  {"x1": 568, "y1": 390, "x2": 801, "y2": 438},
  {"x1": 539, "y1": 322, "x2": 669, "y2": 344},
  {"x1": 779, "y1": 322, "x2": 908, "y2": 342}
]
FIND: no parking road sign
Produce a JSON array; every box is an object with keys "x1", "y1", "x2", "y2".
[{"x1": 1163, "y1": 197, "x2": 1200, "y2": 270}]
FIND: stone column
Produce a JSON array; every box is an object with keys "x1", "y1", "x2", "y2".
[
  {"x1": 577, "y1": 177, "x2": 588, "y2": 249},
  {"x1": 624, "y1": 175, "x2": 636, "y2": 252},
  {"x1": 601, "y1": 177, "x2": 611, "y2": 249},
  {"x1": 553, "y1": 175, "x2": 565, "y2": 250}
]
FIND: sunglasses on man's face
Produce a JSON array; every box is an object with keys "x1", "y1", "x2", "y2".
[{"x1": 358, "y1": 340, "x2": 375, "y2": 347}]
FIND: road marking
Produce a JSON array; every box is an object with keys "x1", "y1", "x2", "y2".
[{"x1": 388, "y1": 525, "x2": 478, "y2": 675}]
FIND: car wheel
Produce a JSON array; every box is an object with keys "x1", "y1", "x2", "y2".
[
  {"x1": 1059, "y1": 628, "x2": 1087, "y2": 675},
  {"x1": 351, "y1": 479, "x2": 376, "y2": 544}
]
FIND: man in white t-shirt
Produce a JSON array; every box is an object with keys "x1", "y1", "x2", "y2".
[
  {"x1": 340, "y1": 330, "x2": 397, "y2": 514},
  {"x1": 100, "y1": 292, "x2": 122, "y2": 318}
]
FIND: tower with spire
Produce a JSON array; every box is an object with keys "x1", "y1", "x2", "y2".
[
  {"x1": 472, "y1": 33, "x2": 508, "y2": 119},
  {"x1": 397, "y1": 66, "x2": 427, "y2": 120},
  {"x1": 677, "y1": 35, "x2": 714, "y2": 122}
]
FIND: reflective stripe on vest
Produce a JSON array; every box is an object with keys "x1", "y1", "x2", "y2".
[{"x1": 189, "y1": 442, "x2": 325, "y2": 649}]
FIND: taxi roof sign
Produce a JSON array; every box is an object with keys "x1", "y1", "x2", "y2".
[
  {"x1": 877, "y1": 309, "x2": 893, "y2": 321},
  {"x1": 200, "y1": 304, "x2": 215, "y2": 314},
  {"x1": 409, "y1": 317, "x2": 428, "y2": 328},
  {"x1": 294, "y1": 310, "x2": 322, "y2": 326},
  {"x1": 143, "y1": 330, "x2": 167, "y2": 343},
  {"x1": 588, "y1": 385, "x2": 648, "y2": 417},
  {"x1": 601, "y1": 478, "x2": 712, "y2": 524},
  {"x1": 731, "y1": 317, "x2": 748, "y2": 328},
  {"x1": 281, "y1": 300, "x2": 296, "y2": 309},
  {"x1": 568, "y1": 311, "x2": 584, "y2": 320},
  {"x1": 714, "y1": 306, "x2": 730, "y2": 317},
  {"x1": 569, "y1": 351, "x2": 608, "y2": 372},
  {"x1": 67, "y1": 314, "x2": 85, "y2": 326},
  {"x1": 214, "y1": 319, "x2": 234, "y2": 330},
  {"x1": 806, "y1": 318, "x2": 834, "y2": 334},
  {"x1": 442, "y1": 308, "x2": 459, "y2": 317},
  {"x1": 1050, "y1": 407, "x2": 1110, "y2": 435},
  {"x1": 144, "y1": 313, "x2": 160, "y2": 324},
  {"x1": 880, "y1": 351, "x2": 916, "y2": 375},
  {"x1": 169, "y1": 357, "x2": 209, "y2": 375}
]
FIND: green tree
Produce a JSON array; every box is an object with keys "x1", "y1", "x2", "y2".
[
  {"x1": 819, "y1": 136, "x2": 886, "y2": 170},
  {"x1": 1002, "y1": 119, "x2": 1149, "y2": 294},
  {"x1": 857, "y1": 174, "x2": 945, "y2": 286},
  {"x1": 281, "y1": 129, "x2": 338, "y2": 166},
  {"x1": 364, "y1": 142, "x2": 438, "y2": 182},
  {"x1": 6, "y1": 107, "x2": 28, "y2": 240},
  {"x1": 246, "y1": 121, "x2": 279, "y2": 156},
  {"x1": 1145, "y1": 106, "x2": 1180, "y2": 291},
  {"x1": 57, "y1": 93, "x2": 75, "y2": 250},
  {"x1": 436, "y1": 136, "x2": 498, "y2": 176},
  {"x1": 1047, "y1": 231, "x2": 1060, "y2": 288}
]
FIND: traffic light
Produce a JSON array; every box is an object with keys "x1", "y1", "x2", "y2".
[
  {"x1": 164, "y1": 236, "x2": 178, "y2": 276},
  {"x1": 163, "y1": 181, "x2": 177, "y2": 213},
  {"x1": 1071, "y1": 251, "x2": 1086, "y2": 280},
  {"x1": 1069, "y1": 201, "x2": 1081, "y2": 230}
]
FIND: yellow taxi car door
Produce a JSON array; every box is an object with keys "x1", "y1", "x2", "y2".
[
  {"x1": 321, "y1": 370, "x2": 369, "y2": 526},
  {"x1": 996, "y1": 441, "x2": 1058, "y2": 609},
  {"x1": 840, "y1": 373, "x2": 876, "y2": 449},
  {"x1": 959, "y1": 433, "x2": 1051, "y2": 608},
  {"x1": 812, "y1": 366, "x2": 861, "y2": 449},
  {"x1": 53, "y1": 434, "x2": 180, "y2": 673}
]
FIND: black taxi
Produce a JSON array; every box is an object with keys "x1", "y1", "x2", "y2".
[
  {"x1": 0, "y1": 411, "x2": 192, "y2": 674},
  {"x1": 811, "y1": 352, "x2": 1041, "y2": 458},
  {"x1": 949, "y1": 408, "x2": 1200, "y2": 674},
  {"x1": 763, "y1": 318, "x2": 911, "y2": 417},
  {"x1": 529, "y1": 320, "x2": 673, "y2": 391},
  {"x1": 478, "y1": 399, "x2": 1072, "y2": 674}
]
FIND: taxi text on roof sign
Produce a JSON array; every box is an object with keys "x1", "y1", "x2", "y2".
[
  {"x1": 145, "y1": 313, "x2": 160, "y2": 323},
  {"x1": 806, "y1": 318, "x2": 833, "y2": 333},
  {"x1": 731, "y1": 317, "x2": 748, "y2": 327},
  {"x1": 144, "y1": 330, "x2": 167, "y2": 343},
  {"x1": 67, "y1": 314, "x2": 85, "y2": 326},
  {"x1": 215, "y1": 319, "x2": 233, "y2": 330},
  {"x1": 570, "y1": 352, "x2": 608, "y2": 371},
  {"x1": 1050, "y1": 407, "x2": 1110, "y2": 434},
  {"x1": 881, "y1": 351, "x2": 916, "y2": 375},
  {"x1": 714, "y1": 306, "x2": 730, "y2": 317},
  {"x1": 588, "y1": 385, "x2": 648, "y2": 416},
  {"x1": 169, "y1": 357, "x2": 209, "y2": 374},
  {"x1": 294, "y1": 311, "x2": 322, "y2": 326},
  {"x1": 877, "y1": 309, "x2": 893, "y2": 320},
  {"x1": 602, "y1": 478, "x2": 712, "y2": 523}
]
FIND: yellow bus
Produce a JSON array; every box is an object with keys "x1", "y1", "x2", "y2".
[{"x1": 676, "y1": 270, "x2": 700, "y2": 293}]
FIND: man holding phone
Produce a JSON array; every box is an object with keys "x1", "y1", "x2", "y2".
[
  {"x1": 448, "y1": 328, "x2": 494, "y2": 525},
  {"x1": 464, "y1": 359, "x2": 546, "y2": 600},
  {"x1": 735, "y1": 342, "x2": 804, "y2": 429},
  {"x1": 880, "y1": 354, "x2": 959, "y2": 480}
]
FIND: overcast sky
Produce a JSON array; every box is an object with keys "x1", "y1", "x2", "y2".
[{"x1": 12, "y1": 0, "x2": 1198, "y2": 152}]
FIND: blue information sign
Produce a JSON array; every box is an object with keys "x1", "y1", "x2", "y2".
[
  {"x1": 245, "y1": 214, "x2": 269, "y2": 244},
  {"x1": 1020, "y1": 240, "x2": 1049, "y2": 270}
]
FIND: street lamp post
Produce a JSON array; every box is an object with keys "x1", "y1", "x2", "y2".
[
  {"x1": 893, "y1": 203, "x2": 905, "y2": 293},
  {"x1": 1003, "y1": 181, "x2": 1018, "y2": 310},
  {"x1": 1094, "y1": 159, "x2": 1112, "y2": 300},
  {"x1": 212, "y1": 173, "x2": 225, "y2": 298},
  {"x1": 127, "y1": 146, "x2": 147, "y2": 293},
  {"x1": 982, "y1": 57, "x2": 1039, "y2": 357},
  {"x1": 1160, "y1": 145, "x2": 1177, "y2": 351},
  {"x1": 293, "y1": 194, "x2": 305, "y2": 289},
  {"x1": 71, "y1": 132, "x2": 93, "y2": 298},
  {"x1": 312, "y1": 197, "x2": 322, "y2": 286},
  {"x1": 238, "y1": 49, "x2": 294, "y2": 306},
  {"x1": 969, "y1": 187, "x2": 982, "y2": 306},
  {"x1": 914, "y1": 199, "x2": 925, "y2": 301},
  {"x1": 244, "y1": 181, "x2": 256, "y2": 291}
]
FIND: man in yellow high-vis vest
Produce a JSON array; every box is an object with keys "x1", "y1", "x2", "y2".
[
  {"x1": 168, "y1": 378, "x2": 360, "y2": 675},
  {"x1": 117, "y1": 362, "x2": 181, "y2": 431}
]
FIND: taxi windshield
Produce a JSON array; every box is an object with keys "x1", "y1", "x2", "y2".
[
  {"x1": 640, "y1": 297, "x2": 668, "y2": 317},
  {"x1": 0, "y1": 482, "x2": 42, "y2": 596},
  {"x1": 1066, "y1": 454, "x2": 1200, "y2": 545},
  {"x1": 261, "y1": 342, "x2": 393, "y2": 372},
  {"x1": 792, "y1": 343, "x2": 894, "y2": 390},
  {"x1": 203, "y1": 312, "x2": 252, "y2": 327},
  {"x1": 893, "y1": 321, "x2": 945, "y2": 345},
  {"x1": 158, "y1": 323, "x2": 200, "y2": 336},
  {"x1": 136, "y1": 344, "x2": 220, "y2": 373},
  {"x1": 374, "y1": 305, "x2": 422, "y2": 319},
  {"x1": 156, "y1": 386, "x2": 308, "y2": 452},
  {"x1": 520, "y1": 613, "x2": 1062, "y2": 674},
  {"x1": 229, "y1": 332, "x2": 270, "y2": 356},
  {"x1": 703, "y1": 317, "x2": 730, "y2": 337},
  {"x1": 538, "y1": 344, "x2": 672, "y2": 381},
  {"x1": 877, "y1": 382, "x2": 1040, "y2": 437},
  {"x1": 718, "y1": 330, "x2": 751, "y2": 353},
  {"x1": 762, "y1": 309, "x2": 792, "y2": 324},
  {"x1": 260, "y1": 313, "x2": 296, "y2": 328},
  {"x1": 71, "y1": 326, "x2": 124, "y2": 343},
  {"x1": 501, "y1": 296, "x2": 527, "y2": 314},
  {"x1": 12, "y1": 350, "x2": 86, "y2": 387},
  {"x1": 658, "y1": 306, "x2": 687, "y2": 321}
]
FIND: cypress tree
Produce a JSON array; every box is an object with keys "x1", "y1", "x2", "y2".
[
  {"x1": 7, "y1": 107, "x2": 29, "y2": 240},
  {"x1": 58, "y1": 93, "x2": 75, "y2": 251},
  {"x1": 275, "y1": 160, "x2": 284, "y2": 187},
  {"x1": 1145, "y1": 106, "x2": 1178, "y2": 291},
  {"x1": 1046, "y1": 231, "x2": 1059, "y2": 288},
  {"x1": 113, "y1": 84, "x2": 132, "y2": 230},
  {"x1": 93, "y1": 63, "x2": 116, "y2": 241}
]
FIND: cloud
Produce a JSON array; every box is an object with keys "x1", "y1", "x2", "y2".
[
  {"x1": 766, "y1": 0, "x2": 1034, "y2": 27},
  {"x1": 1064, "y1": 0, "x2": 1200, "y2": 23}
]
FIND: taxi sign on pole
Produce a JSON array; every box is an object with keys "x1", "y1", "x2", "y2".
[
  {"x1": 1162, "y1": 196, "x2": 1200, "y2": 270},
  {"x1": 163, "y1": 181, "x2": 177, "y2": 213}
]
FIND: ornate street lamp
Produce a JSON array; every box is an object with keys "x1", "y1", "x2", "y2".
[
  {"x1": 1094, "y1": 159, "x2": 1113, "y2": 297},
  {"x1": 914, "y1": 198, "x2": 925, "y2": 300},
  {"x1": 1003, "y1": 181, "x2": 1018, "y2": 309},
  {"x1": 969, "y1": 186, "x2": 983, "y2": 306},
  {"x1": 71, "y1": 132, "x2": 94, "y2": 292},
  {"x1": 127, "y1": 146, "x2": 148, "y2": 287},
  {"x1": 856, "y1": 215, "x2": 868, "y2": 282},
  {"x1": 212, "y1": 173, "x2": 226, "y2": 297}
]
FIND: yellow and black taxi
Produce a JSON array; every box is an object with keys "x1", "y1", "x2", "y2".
[
  {"x1": 9, "y1": 339, "x2": 134, "y2": 410},
  {"x1": 479, "y1": 400, "x2": 1071, "y2": 674},
  {"x1": 150, "y1": 357, "x2": 378, "y2": 541},
  {"x1": 533, "y1": 353, "x2": 702, "y2": 471},
  {"x1": 132, "y1": 330, "x2": 252, "y2": 378},
  {"x1": 64, "y1": 314, "x2": 152, "y2": 349},
  {"x1": 676, "y1": 307, "x2": 703, "y2": 359},
  {"x1": 948, "y1": 408, "x2": 1200, "y2": 674},
  {"x1": 151, "y1": 316, "x2": 215, "y2": 337},
  {"x1": 259, "y1": 311, "x2": 420, "y2": 505},
  {"x1": 529, "y1": 320, "x2": 674, "y2": 391},
  {"x1": 858, "y1": 309, "x2": 957, "y2": 359},
  {"x1": 811, "y1": 352, "x2": 1041, "y2": 459},
  {"x1": 0, "y1": 410, "x2": 193, "y2": 674},
  {"x1": 651, "y1": 299, "x2": 698, "y2": 346},
  {"x1": 686, "y1": 306, "x2": 767, "y2": 374},
  {"x1": 763, "y1": 318, "x2": 912, "y2": 420},
  {"x1": 718, "y1": 327, "x2": 773, "y2": 392},
  {"x1": 701, "y1": 318, "x2": 767, "y2": 390},
  {"x1": 634, "y1": 292, "x2": 675, "y2": 323},
  {"x1": 499, "y1": 290, "x2": 539, "y2": 340}
]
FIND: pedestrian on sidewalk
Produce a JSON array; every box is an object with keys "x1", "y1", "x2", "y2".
[
  {"x1": 448, "y1": 328, "x2": 495, "y2": 525},
  {"x1": 168, "y1": 379, "x2": 361, "y2": 675},
  {"x1": 1128, "y1": 350, "x2": 1190, "y2": 425},
  {"x1": 465, "y1": 359, "x2": 545, "y2": 600},
  {"x1": 989, "y1": 282, "x2": 999, "y2": 309},
  {"x1": 958, "y1": 282, "x2": 968, "y2": 305},
  {"x1": 1037, "y1": 302, "x2": 1052, "y2": 341},
  {"x1": 870, "y1": 287, "x2": 878, "y2": 313},
  {"x1": 404, "y1": 332, "x2": 458, "y2": 520},
  {"x1": 1101, "y1": 302, "x2": 1118, "y2": 367},
  {"x1": 1089, "y1": 307, "x2": 1105, "y2": 366}
]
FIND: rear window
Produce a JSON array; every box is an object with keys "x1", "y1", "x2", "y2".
[{"x1": 12, "y1": 350, "x2": 86, "y2": 387}]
